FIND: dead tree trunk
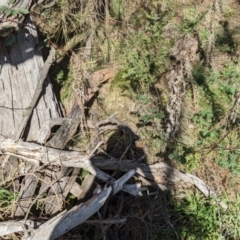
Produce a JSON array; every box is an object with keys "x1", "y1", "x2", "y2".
[
  {"x1": 0, "y1": 3, "x2": 63, "y2": 217},
  {"x1": 0, "y1": 21, "x2": 62, "y2": 139}
]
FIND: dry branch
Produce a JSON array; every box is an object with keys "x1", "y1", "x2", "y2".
[
  {"x1": 0, "y1": 170, "x2": 135, "y2": 239},
  {"x1": 0, "y1": 137, "x2": 143, "y2": 196},
  {"x1": 29, "y1": 186, "x2": 112, "y2": 240},
  {"x1": 37, "y1": 118, "x2": 68, "y2": 144},
  {"x1": 0, "y1": 137, "x2": 218, "y2": 198},
  {"x1": 30, "y1": 170, "x2": 135, "y2": 239},
  {"x1": 0, "y1": 220, "x2": 42, "y2": 237}
]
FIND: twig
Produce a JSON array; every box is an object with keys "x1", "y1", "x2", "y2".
[
  {"x1": 85, "y1": 218, "x2": 127, "y2": 225},
  {"x1": 23, "y1": 172, "x2": 70, "y2": 223},
  {"x1": 88, "y1": 141, "x2": 104, "y2": 157}
]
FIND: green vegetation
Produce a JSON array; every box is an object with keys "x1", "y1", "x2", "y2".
[
  {"x1": 189, "y1": 63, "x2": 240, "y2": 175},
  {"x1": 180, "y1": 7, "x2": 207, "y2": 33},
  {"x1": 172, "y1": 192, "x2": 240, "y2": 239},
  {"x1": 0, "y1": 187, "x2": 15, "y2": 208},
  {"x1": 121, "y1": 6, "x2": 173, "y2": 92},
  {"x1": 0, "y1": 0, "x2": 30, "y2": 45},
  {"x1": 0, "y1": 186, "x2": 17, "y2": 219}
]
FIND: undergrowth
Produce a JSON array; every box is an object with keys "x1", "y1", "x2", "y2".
[
  {"x1": 172, "y1": 192, "x2": 240, "y2": 239},
  {"x1": 121, "y1": 4, "x2": 173, "y2": 93}
]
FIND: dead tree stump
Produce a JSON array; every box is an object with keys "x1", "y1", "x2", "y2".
[{"x1": 0, "y1": 15, "x2": 62, "y2": 216}]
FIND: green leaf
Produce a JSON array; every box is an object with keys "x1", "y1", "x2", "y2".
[
  {"x1": 180, "y1": 156, "x2": 187, "y2": 164},
  {"x1": 168, "y1": 153, "x2": 177, "y2": 160},
  {"x1": 0, "y1": 5, "x2": 8, "y2": 12},
  {"x1": 17, "y1": 7, "x2": 29, "y2": 15},
  {"x1": 9, "y1": 0, "x2": 16, "y2": 4},
  {"x1": 136, "y1": 94, "x2": 151, "y2": 104},
  {"x1": 11, "y1": 9, "x2": 18, "y2": 17},
  {"x1": 5, "y1": 9, "x2": 12, "y2": 17},
  {"x1": 155, "y1": 112, "x2": 165, "y2": 119},
  {"x1": 201, "y1": 130, "x2": 209, "y2": 137},
  {"x1": 4, "y1": 34, "x2": 16, "y2": 46},
  {"x1": 17, "y1": 32, "x2": 25, "y2": 44},
  {"x1": 141, "y1": 114, "x2": 152, "y2": 123}
]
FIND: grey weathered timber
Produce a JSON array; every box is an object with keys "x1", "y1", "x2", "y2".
[
  {"x1": 0, "y1": 16, "x2": 62, "y2": 216},
  {"x1": 40, "y1": 104, "x2": 83, "y2": 215},
  {"x1": 30, "y1": 170, "x2": 136, "y2": 240},
  {"x1": 39, "y1": 67, "x2": 117, "y2": 215},
  {"x1": 47, "y1": 104, "x2": 82, "y2": 148},
  {"x1": 0, "y1": 19, "x2": 61, "y2": 140},
  {"x1": 0, "y1": 137, "x2": 218, "y2": 199},
  {"x1": 0, "y1": 137, "x2": 144, "y2": 196}
]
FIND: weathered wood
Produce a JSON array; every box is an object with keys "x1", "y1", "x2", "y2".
[
  {"x1": 42, "y1": 104, "x2": 83, "y2": 215},
  {"x1": 0, "y1": 137, "x2": 144, "y2": 196},
  {"x1": 0, "y1": 18, "x2": 61, "y2": 140},
  {"x1": 16, "y1": 47, "x2": 56, "y2": 138},
  {"x1": 47, "y1": 104, "x2": 82, "y2": 148},
  {"x1": 37, "y1": 118, "x2": 67, "y2": 144},
  {"x1": 0, "y1": 15, "x2": 62, "y2": 217},
  {"x1": 2, "y1": 45, "x2": 57, "y2": 216},
  {"x1": 0, "y1": 137, "x2": 218, "y2": 198},
  {"x1": 0, "y1": 220, "x2": 42, "y2": 237},
  {"x1": 78, "y1": 174, "x2": 95, "y2": 201},
  {"x1": 69, "y1": 181, "x2": 83, "y2": 199},
  {"x1": 14, "y1": 171, "x2": 41, "y2": 217},
  {"x1": 30, "y1": 186, "x2": 112, "y2": 240},
  {"x1": 0, "y1": 170, "x2": 135, "y2": 239},
  {"x1": 40, "y1": 167, "x2": 73, "y2": 214},
  {"x1": 29, "y1": 170, "x2": 134, "y2": 240}
]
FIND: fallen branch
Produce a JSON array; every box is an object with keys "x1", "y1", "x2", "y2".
[
  {"x1": 0, "y1": 137, "x2": 143, "y2": 196},
  {"x1": 0, "y1": 137, "x2": 218, "y2": 198},
  {"x1": 0, "y1": 170, "x2": 135, "y2": 238},
  {"x1": 0, "y1": 220, "x2": 42, "y2": 237},
  {"x1": 29, "y1": 170, "x2": 133, "y2": 239},
  {"x1": 29, "y1": 186, "x2": 112, "y2": 240}
]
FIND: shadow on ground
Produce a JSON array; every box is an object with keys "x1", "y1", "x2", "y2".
[{"x1": 55, "y1": 125, "x2": 211, "y2": 240}]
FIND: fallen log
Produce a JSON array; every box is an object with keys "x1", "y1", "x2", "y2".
[{"x1": 0, "y1": 137, "x2": 218, "y2": 198}]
